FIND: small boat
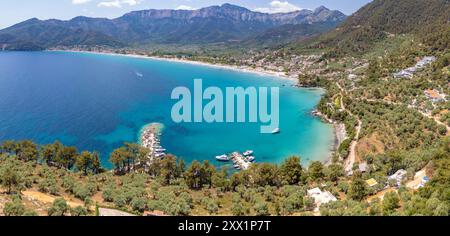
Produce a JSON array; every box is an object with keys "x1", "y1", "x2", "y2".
[
  {"x1": 271, "y1": 128, "x2": 281, "y2": 134},
  {"x1": 243, "y1": 150, "x2": 254, "y2": 156},
  {"x1": 215, "y1": 155, "x2": 229, "y2": 162},
  {"x1": 155, "y1": 148, "x2": 167, "y2": 152},
  {"x1": 135, "y1": 72, "x2": 143, "y2": 77},
  {"x1": 246, "y1": 156, "x2": 255, "y2": 162},
  {"x1": 234, "y1": 164, "x2": 241, "y2": 170},
  {"x1": 155, "y1": 153, "x2": 166, "y2": 158}
]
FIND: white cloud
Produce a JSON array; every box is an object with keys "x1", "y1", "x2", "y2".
[
  {"x1": 121, "y1": 0, "x2": 140, "y2": 6},
  {"x1": 72, "y1": 0, "x2": 92, "y2": 5},
  {"x1": 175, "y1": 5, "x2": 196, "y2": 10},
  {"x1": 254, "y1": 1, "x2": 302, "y2": 13},
  {"x1": 98, "y1": 0, "x2": 121, "y2": 8},
  {"x1": 98, "y1": 0, "x2": 141, "y2": 8}
]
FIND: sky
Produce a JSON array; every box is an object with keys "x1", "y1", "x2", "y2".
[{"x1": 0, "y1": 0, "x2": 373, "y2": 29}]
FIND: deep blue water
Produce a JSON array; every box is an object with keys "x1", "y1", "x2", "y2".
[{"x1": 0, "y1": 51, "x2": 334, "y2": 168}]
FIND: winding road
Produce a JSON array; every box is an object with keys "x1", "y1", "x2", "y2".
[{"x1": 336, "y1": 82, "x2": 363, "y2": 172}]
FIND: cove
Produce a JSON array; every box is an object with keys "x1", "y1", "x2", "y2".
[{"x1": 0, "y1": 51, "x2": 334, "y2": 168}]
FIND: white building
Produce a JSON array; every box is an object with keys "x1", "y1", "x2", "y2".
[
  {"x1": 388, "y1": 169, "x2": 408, "y2": 186},
  {"x1": 307, "y1": 188, "x2": 337, "y2": 210}
]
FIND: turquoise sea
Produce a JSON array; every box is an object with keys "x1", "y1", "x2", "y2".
[{"x1": 0, "y1": 51, "x2": 334, "y2": 168}]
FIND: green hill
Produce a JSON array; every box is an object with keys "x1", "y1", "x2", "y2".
[{"x1": 312, "y1": 0, "x2": 450, "y2": 55}]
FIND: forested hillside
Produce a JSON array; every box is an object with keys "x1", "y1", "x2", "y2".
[{"x1": 311, "y1": 0, "x2": 450, "y2": 54}]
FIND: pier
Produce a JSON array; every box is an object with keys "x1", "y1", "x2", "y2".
[
  {"x1": 140, "y1": 123, "x2": 166, "y2": 165},
  {"x1": 230, "y1": 152, "x2": 252, "y2": 170}
]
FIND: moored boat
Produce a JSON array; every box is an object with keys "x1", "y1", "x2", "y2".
[
  {"x1": 243, "y1": 150, "x2": 254, "y2": 156},
  {"x1": 215, "y1": 154, "x2": 229, "y2": 162}
]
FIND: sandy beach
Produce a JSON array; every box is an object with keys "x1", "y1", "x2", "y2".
[{"x1": 53, "y1": 49, "x2": 298, "y2": 82}]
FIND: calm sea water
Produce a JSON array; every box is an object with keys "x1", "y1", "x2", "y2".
[{"x1": 0, "y1": 51, "x2": 334, "y2": 168}]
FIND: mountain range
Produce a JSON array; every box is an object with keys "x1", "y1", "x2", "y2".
[{"x1": 0, "y1": 4, "x2": 346, "y2": 50}]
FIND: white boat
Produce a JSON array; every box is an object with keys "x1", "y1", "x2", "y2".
[
  {"x1": 243, "y1": 150, "x2": 254, "y2": 156},
  {"x1": 135, "y1": 72, "x2": 143, "y2": 77},
  {"x1": 271, "y1": 128, "x2": 281, "y2": 134},
  {"x1": 215, "y1": 155, "x2": 229, "y2": 162},
  {"x1": 233, "y1": 164, "x2": 241, "y2": 170},
  {"x1": 246, "y1": 156, "x2": 255, "y2": 162},
  {"x1": 155, "y1": 148, "x2": 166, "y2": 152}
]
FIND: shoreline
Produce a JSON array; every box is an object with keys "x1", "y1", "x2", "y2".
[
  {"x1": 50, "y1": 49, "x2": 298, "y2": 82},
  {"x1": 50, "y1": 49, "x2": 340, "y2": 165},
  {"x1": 311, "y1": 109, "x2": 347, "y2": 165}
]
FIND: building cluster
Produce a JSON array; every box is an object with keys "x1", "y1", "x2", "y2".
[
  {"x1": 393, "y1": 56, "x2": 436, "y2": 79},
  {"x1": 424, "y1": 89, "x2": 447, "y2": 103}
]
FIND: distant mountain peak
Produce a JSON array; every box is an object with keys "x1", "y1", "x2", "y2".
[
  {"x1": 314, "y1": 6, "x2": 330, "y2": 13},
  {"x1": 220, "y1": 3, "x2": 249, "y2": 10}
]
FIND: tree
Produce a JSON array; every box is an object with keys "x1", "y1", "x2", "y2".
[
  {"x1": 308, "y1": 161, "x2": 325, "y2": 181},
  {"x1": 0, "y1": 140, "x2": 17, "y2": 154},
  {"x1": 252, "y1": 163, "x2": 279, "y2": 187},
  {"x1": 280, "y1": 156, "x2": 303, "y2": 185},
  {"x1": 124, "y1": 143, "x2": 143, "y2": 168},
  {"x1": 280, "y1": 192, "x2": 304, "y2": 215},
  {"x1": 47, "y1": 198, "x2": 70, "y2": 216},
  {"x1": 102, "y1": 184, "x2": 115, "y2": 202},
  {"x1": 3, "y1": 196, "x2": 25, "y2": 216},
  {"x1": 212, "y1": 167, "x2": 229, "y2": 191},
  {"x1": 56, "y1": 146, "x2": 78, "y2": 170},
  {"x1": 15, "y1": 140, "x2": 38, "y2": 162},
  {"x1": 75, "y1": 151, "x2": 94, "y2": 175},
  {"x1": 40, "y1": 141, "x2": 78, "y2": 169},
  {"x1": 113, "y1": 193, "x2": 127, "y2": 209},
  {"x1": 369, "y1": 199, "x2": 383, "y2": 216},
  {"x1": 382, "y1": 192, "x2": 400, "y2": 216},
  {"x1": 70, "y1": 206, "x2": 88, "y2": 216},
  {"x1": 91, "y1": 152, "x2": 102, "y2": 174},
  {"x1": 386, "y1": 151, "x2": 404, "y2": 175},
  {"x1": 159, "y1": 154, "x2": 178, "y2": 185},
  {"x1": 203, "y1": 198, "x2": 219, "y2": 215},
  {"x1": 40, "y1": 142, "x2": 60, "y2": 166},
  {"x1": 110, "y1": 147, "x2": 127, "y2": 173},
  {"x1": 231, "y1": 201, "x2": 246, "y2": 216},
  {"x1": 201, "y1": 161, "x2": 216, "y2": 188},
  {"x1": 131, "y1": 197, "x2": 147, "y2": 213},
  {"x1": 185, "y1": 161, "x2": 203, "y2": 190},
  {"x1": 253, "y1": 199, "x2": 270, "y2": 216},
  {"x1": 0, "y1": 163, "x2": 23, "y2": 194},
  {"x1": 177, "y1": 159, "x2": 186, "y2": 177},
  {"x1": 75, "y1": 151, "x2": 101, "y2": 175},
  {"x1": 437, "y1": 125, "x2": 447, "y2": 136},
  {"x1": 327, "y1": 164, "x2": 345, "y2": 183},
  {"x1": 348, "y1": 172, "x2": 367, "y2": 201}
]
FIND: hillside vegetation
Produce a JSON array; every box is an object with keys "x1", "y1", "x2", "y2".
[{"x1": 310, "y1": 0, "x2": 450, "y2": 55}]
